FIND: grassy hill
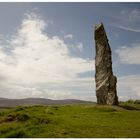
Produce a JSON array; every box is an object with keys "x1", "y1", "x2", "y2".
[{"x1": 0, "y1": 102, "x2": 140, "y2": 138}]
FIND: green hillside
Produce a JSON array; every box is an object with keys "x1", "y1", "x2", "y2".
[{"x1": 0, "y1": 102, "x2": 140, "y2": 138}]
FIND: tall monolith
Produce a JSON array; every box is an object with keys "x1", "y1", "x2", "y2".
[{"x1": 94, "y1": 23, "x2": 118, "y2": 105}]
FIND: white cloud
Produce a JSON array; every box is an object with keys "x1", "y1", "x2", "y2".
[
  {"x1": 115, "y1": 44, "x2": 140, "y2": 64},
  {"x1": 120, "y1": 9, "x2": 140, "y2": 23},
  {"x1": 0, "y1": 76, "x2": 95, "y2": 101},
  {"x1": 118, "y1": 75, "x2": 140, "y2": 100},
  {"x1": 64, "y1": 34, "x2": 73, "y2": 39},
  {"x1": 45, "y1": 90, "x2": 72, "y2": 100},
  {"x1": 68, "y1": 43, "x2": 84, "y2": 52},
  {"x1": 44, "y1": 90, "x2": 96, "y2": 101},
  {"x1": 76, "y1": 43, "x2": 83, "y2": 52},
  {"x1": 0, "y1": 12, "x2": 94, "y2": 101}
]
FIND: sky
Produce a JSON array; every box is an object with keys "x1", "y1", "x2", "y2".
[{"x1": 0, "y1": 2, "x2": 140, "y2": 101}]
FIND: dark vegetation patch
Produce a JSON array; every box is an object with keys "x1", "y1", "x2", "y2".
[
  {"x1": 0, "y1": 112, "x2": 4, "y2": 116},
  {"x1": 0, "y1": 113, "x2": 30, "y2": 123},
  {"x1": 11, "y1": 113, "x2": 29, "y2": 122},
  {"x1": 119, "y1": 99, "x2": 140, "y2": 105},
  {"x1": 47, "y1": 111, "x2": 54, "y2": 115},
  {"x1": 15, "y1": 107, "x2": 24, "y2": 111},
  {"x1": 119, "y1": 99, "x2": 140, "y2": 111},
  {"x1": 36, "y1": 117, "x2": 50, "y2": 124},
  {"x1": 118, "y1": 105, "x2": 140, "y2": 111},
  {"x1": 6, "y1": 129, "x2": 29, "y2": 138},
  {"x1": 53, "y1": 106, "x2": 59, "y2": 110}
]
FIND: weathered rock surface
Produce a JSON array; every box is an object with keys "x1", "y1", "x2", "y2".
[{"x1": 94, "y1": 23, "x2": 118, "y2": 105}]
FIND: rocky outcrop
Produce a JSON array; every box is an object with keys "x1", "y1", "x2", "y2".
[{"x1": 94, "y1": 23, "x2": 118, "y2": 105}]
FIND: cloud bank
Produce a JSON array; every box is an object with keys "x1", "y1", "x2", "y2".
[
  {"x1": 115, "y1": 43, "x2": 140, "y2": 100},
  {"x1": 118, "y1": 75, "x2": 140, "y2": 101},
  {"x1": 0, "y1": 12, "x2": 94, "y2": 100},
  {"x1": 115, "y1": 44, "x2": 140, "y2": 64},
  {"x1": 64, "y1": 34, "x2": 73, "y2": 40}
]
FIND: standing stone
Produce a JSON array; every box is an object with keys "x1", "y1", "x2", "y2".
[{"x1": 94, "y1": 23, "x2": 118, "y2": 105}]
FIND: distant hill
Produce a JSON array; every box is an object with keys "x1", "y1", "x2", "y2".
[{"x1": 0, "y1": 98, "x2": 93, "y2": 107}]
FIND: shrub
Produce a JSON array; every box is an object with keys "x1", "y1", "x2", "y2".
[
  {"x1": 37, "y1": 117, "x2": 50, "y2": 124},
  {"x1": 124, "y1": 99, "x2": 140, "y2": 104},
  {"x1": 127, "y1": 99, "x2": 134, "y2": 104},
  {"x1": 16, "y1": 113, "x2": 30, "y2": 121},
  {"x1": 134, "y1": 100, "x2": 140, "y2": 104},
  {"x1": 47, "y1": 111, "x2": 54, "y2": 115},
  {"x1": 4, "y1": 113, "x2": 30, "y2": 122},
  {"x1": 6, "y1": 114, "x2": 16, "y2": 122},
  {"x1": 53, "y1": 106, "x2": 59, "y2": 110},
  {"x1": 0, "y1": 112, "x2": 4, "y2": 116},
  {"x1": 15, "y1": 107, "x2": 24, "y2": 112}
]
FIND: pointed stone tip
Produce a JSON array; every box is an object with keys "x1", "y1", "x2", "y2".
[{"x1": 95, "y1": 23, "x2": 104, "y2": 31}]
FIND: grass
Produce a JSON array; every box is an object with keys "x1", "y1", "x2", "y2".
[{"x1": 0, "y1": 102, "x2": 140, "y2": 138}]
